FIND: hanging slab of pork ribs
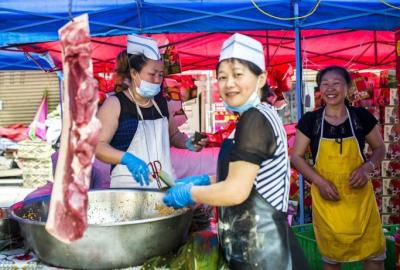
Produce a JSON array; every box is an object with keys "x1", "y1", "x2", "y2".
[{"x1": 46, "y1": 14, "x2": 101, "y2": 243}]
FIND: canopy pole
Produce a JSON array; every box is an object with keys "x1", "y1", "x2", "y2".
[
  {"x1": 293, "y1": 0, "x2": 305, "y2": 225},
  {"x1": 265, "y1": 30, "x2": 270, "y2": 66}
]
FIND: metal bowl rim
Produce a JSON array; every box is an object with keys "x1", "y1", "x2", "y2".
[{"x1": 9, "y1": 188, "x2": 190, "y2": 227}]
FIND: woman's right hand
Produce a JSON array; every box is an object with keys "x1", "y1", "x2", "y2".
[
  {"x1": 120, "y1": 152, "x2": 150, "y2": 186},
  {"x1": 163, "y1": 184, "x2": 195, "y2": 208},
  {"x1": 315, "y1": 178, "x2": 340, "y2": 201}
]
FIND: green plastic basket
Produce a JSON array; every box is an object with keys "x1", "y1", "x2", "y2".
[{"x1": 292, "y1": 223, "x2": 398, "y2": 270}]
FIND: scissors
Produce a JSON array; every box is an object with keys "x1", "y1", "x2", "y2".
[{"x1": 148, "y1": 160, "x2": 162, "y2": 188}]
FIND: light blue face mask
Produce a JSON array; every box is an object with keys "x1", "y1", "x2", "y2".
[
  {"x1": 136, "y1": 80, "x2": 161, "y2": 98},
  {"x1": 223, "y1": 79, "x2": 261, "y2": 113}
]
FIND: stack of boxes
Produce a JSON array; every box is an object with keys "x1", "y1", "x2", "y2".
[
  {"x1": 380, "y1": 88, "x2": 400, "y2": 224},
  {"x1": 365, "y1": 85, "x2": 399, "y2": 224}
]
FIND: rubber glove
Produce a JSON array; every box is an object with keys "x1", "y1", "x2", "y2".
[
  {"x1": 185, "y1": 136, "x2": 198, "y2": 152},
  {"x1": 163, "y1": 183, "x2": 195, "y2": 208},
  {"x1": 121, "y1": 152, "x2": 150, "y2": 186},
  {"x1": 176, "y1": 174, "x2": 210, "y2": 186},
  {"x1": 185, "y1": 133, "x2": 207, "y2": 152}
]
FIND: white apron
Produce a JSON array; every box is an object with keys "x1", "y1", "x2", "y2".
[{"x1": 110, "y1": 99, "x2": 175, "y2": 188}]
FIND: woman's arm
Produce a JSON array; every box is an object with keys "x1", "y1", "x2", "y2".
[
  {"x1": 349, "y1": 125, "x2": 386, "y2": 188},
  {"x1": 291, "y1": 130, "x2": 340, "y2": 200},
  {"x1": 291, "y1": 130, "x2": 324, "y2": 185},
  {"x1": 365, "y1": 125, "x2": 386, "y2": 168},
  {"x1": 168, "y1": 115, "x2": 188, "y2": 149},
  {"x1": 95, "y1": 96, "x2": 125, "y2": 164},
  {"x1": 168, "y1": 114, "x2": 207, "y2": 150},
  {"x1": 191, "y1": 160, "x2": 258, "y2": 206}
]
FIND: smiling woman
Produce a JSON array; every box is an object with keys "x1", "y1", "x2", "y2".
[
  {"x1": 163, "y1": 33, "x2": 310, "y2": 270},
  {"x1": 95, "y1": 34, "x2": 207, "y2": 189},
  {"x1": 317, "y1": 66, "x2": 352, "y2": 108},
  {"x1": 292, "y1": 66, "x2": 387, "y2": 270},
  {"x1": 217, "y1": 59, "x2": 265, "y2": 111}
]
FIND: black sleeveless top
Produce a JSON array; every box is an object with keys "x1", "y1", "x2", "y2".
[{"x1": 109, "y1": 91, "x2": 169, "y2": 153}]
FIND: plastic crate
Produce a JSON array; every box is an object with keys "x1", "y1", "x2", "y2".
[{"x1": 292, "y1": 223, "x2": 398, "y2": 270}]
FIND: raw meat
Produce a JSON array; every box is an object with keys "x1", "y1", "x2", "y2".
[{"x1": 46, "y1": 14, "x2": 101, "y2": 243}]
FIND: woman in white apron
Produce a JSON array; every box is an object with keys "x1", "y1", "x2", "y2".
[
  {"x1": 292, "y1": 66, "x2": 386, "y2": 270},
  {"x1": 96, "y1": 34, "x2": 206, "y2": 188},
  {"x1": 163, "y1": 33, "x2": 310, "y2": 270}
]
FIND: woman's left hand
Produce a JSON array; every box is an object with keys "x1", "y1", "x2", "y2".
[
  {"x1": 176, "y1": 174, "x2": 210, "y2": 186},
  {"x1": 185, "y1": 135, "x2": 208, "y2": 152},
  {"x1": 349, "y1": 164, "x2": 370, "y2": 188}
]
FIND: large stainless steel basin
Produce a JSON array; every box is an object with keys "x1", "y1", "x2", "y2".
[
  {"x1": 10, "y1": 189, "x2": 192, "y2": 269},
  {"x1": 0, "y1": 207, "x2": 20, "y2": 241}
]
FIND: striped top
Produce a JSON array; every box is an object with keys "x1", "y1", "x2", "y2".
[
  {"x1": 254, "y1": 103, "x2": 290, "y2": 212},
  {"x1": 227, "y1": 102, "x2": 290, "y2": 212}
]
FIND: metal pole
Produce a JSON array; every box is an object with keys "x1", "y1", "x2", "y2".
[
  {"x1": 293, "y1": 0, "x2": 305, "y2": 225},
  {"x1": 58, "y1": 77, "x2": 63, "y2": 120},
  {"x1": 374, "y1": 31, "x2": 378, "y2": 66}
]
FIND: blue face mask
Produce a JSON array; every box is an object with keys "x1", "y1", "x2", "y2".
[
  {"x1": 223, "y1": 79, "x2": 261, "y2": 113},
  {"x1": 137, "y1": 80, "x2": 161, "y2": 98}
]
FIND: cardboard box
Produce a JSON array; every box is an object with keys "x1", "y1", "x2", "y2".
[
  {"x1": 383, "y1": 178, "x2": 400, "y2": 195},
  {"x1": 382, "y1": 213, "x2": 400, "y2": 224},
  {"x1": 372, "y1": 179, "x2": 383, "y2": 196},
  {"x1": 382, "y1": 160, "x2": 400, "y2": 177},
  {"x1": 389, "y1": 88, "x2": 399, "y2": 106},
  {"x1": 383, "y1": 124, "x2": 400, "y2": 142},
  {"x1": 384, "y1": 106, "x2": 399, "y2": 124},
  {"x1": 386, "y1": 142, "x2": 400, "y2": 160},
  {"x1": 379, "y1": 70, "x2": 397, "y2": 88},
  {"x1": 382, "y1": 195, "x2": 400, "y2": 213}
]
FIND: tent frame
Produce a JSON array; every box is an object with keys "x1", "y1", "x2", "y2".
[{"x1": 2, "y1": 0, "x2": 400, "y2": 224}]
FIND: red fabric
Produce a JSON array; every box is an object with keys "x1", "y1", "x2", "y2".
[
  {"x1": 20, "y1": 30, "x2": 395, "y2": 73},
  {"x1": 94, "y1": 73, "x2": 115, "y2": 93},
  {"x1": 268, "y1": 64, "x2": 294, "y2": 94},
  {"x1": 0, "y1": 124, "x2": 29, "y2": 142},
  {"x1": 205, "y1": 120, "x2": 237, "y2": 147}
]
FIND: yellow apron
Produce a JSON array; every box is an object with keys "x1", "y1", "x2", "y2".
[{"x1": 312, "y1": 108, "x2": 385, "y2": 262}]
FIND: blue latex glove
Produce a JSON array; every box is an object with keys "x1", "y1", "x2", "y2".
[
  {"x1": 175, "y1": 174, "x2": 210, "y2": 186},
  {"x1": 163, "y1": 184, "x2": 195, "y2": 208},
  {"x1": 185, "y1": 136, "x2": 197, "y2": 152},
  {"x1": 121, "y1": 152, "x2": 150, "y2": 186}
]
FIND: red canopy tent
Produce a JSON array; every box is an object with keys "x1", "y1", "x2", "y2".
[{"x1": 19, "y1": 29, "x2": 395, "y2": 76}]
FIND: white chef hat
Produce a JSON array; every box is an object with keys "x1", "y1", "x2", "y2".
[
  {"x1": 219, "y1": 33, "x2": 265, "y2": 71},
  {"x1": 127, "y1": 34, "x2": 161, "y2": 60}
]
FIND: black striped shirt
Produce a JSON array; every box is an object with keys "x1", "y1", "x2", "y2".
[{"x1": 230, "y1": 103, "x2": 290, "y2": 212}]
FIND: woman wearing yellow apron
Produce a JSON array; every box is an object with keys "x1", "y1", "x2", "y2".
[{"x1": 292, "y1": 66, "x2": 386, "y2": 270}]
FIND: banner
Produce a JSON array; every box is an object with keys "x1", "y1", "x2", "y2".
[{"x1": 28, "y1": 90, "x2": 48, "y2": 140}]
